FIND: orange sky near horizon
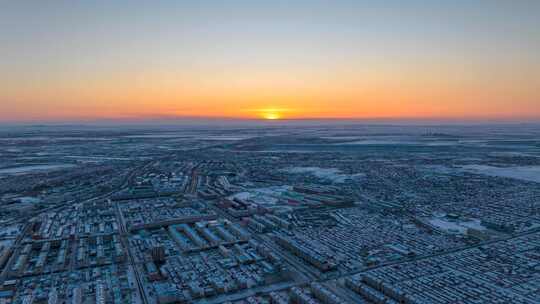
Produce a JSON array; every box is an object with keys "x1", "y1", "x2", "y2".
[
  {"x1": 3, "y1": 59, "x2": 539, "y2": 121},
  {"x1": 1, "y1": 1, "x2": 539, "y2": 122}
]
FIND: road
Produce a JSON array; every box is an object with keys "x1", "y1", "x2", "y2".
[{"x1": 114, "y1": 199, "x2": 148, "y2": 304}]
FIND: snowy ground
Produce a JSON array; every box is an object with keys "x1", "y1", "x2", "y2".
[
  {"x1": 428, "y1": 217, "x2": 486, "y2": 234},
  {"x1": 335, "y1": 139, "x2": 420, "y2": 145},
  {"x1": 16, "y1": 196, "x2": 41, "y2": 204},
  {"x1": 228, "y1": 186, "x2": 292, "y2": 206},
  {"x1": 124, "y1": 134, "x2": 252, "y2": 140},
  {"x1": 0, "y1": 240, "x2": 14, "y2": 252},
  {"x1": 422, "y1": 164, "x2": 540, "y2": 184},
  {"x1": 460, "y1": 165, "x2": 540, "y2": 183},
  {"x1": 0, "y1": 164, "x2": 76, "y2": 175},
  {"x1": 280, "y1": 167, "x2": 364, "y2": 183},
  {"x1": 0, "y1": 224, "x2": 22, "y2": 238}
]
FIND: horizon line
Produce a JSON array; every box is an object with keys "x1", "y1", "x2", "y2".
[{"x1": 1, "y1": 115, "x2": 540, "y2": 127}]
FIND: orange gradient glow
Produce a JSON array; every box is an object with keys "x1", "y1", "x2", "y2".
[
  {"x1": 3, "y1": 61, "x2": 539, "y2": 122},
  {"x1": 1, "y1": 2, "x2": 539, "y2": 122},
  {"x1": 262, "y1": 113, "x2": 281, "y2": 120},
  {"x1": 251, "y1": 108, "x2": 290, "y2": 120}
]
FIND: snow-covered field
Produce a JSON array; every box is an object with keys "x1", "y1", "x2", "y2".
[
  {"x1": 124, "y1": 134, "x2": 252, "y2": 140},
  {"x1": 0, "y1": 164, "x2": 76, "y2": 175},
  {"x1": 0, "y1": 224, "x2": 23, "y2": 238},
  {"x1": 281, "y1": 167, "x2": 364, "y2": 183},
  {"x1": 460, "y1": 165, "x2": 540, "y2": 183},
  {"x1": 422, "y1": 164, "x2": 540, "y2": 184},
  {"x1": 16, "y1": 196, "x2": 41, "y2": 204},
  {"x1": 198, "y1": 136, "x2": 253, "y2": 141},
  {"x1": 335, "y1": 140, "x2": 420, "y2": 145},
  {"x1": 228, "y1": 186, "x2": 292, "y2": 206},
  {"x1": 428, "y1": 218, "x2": 486, "y2": 234}
]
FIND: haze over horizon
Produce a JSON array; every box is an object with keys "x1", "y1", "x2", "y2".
[{"x1": 1, "y1": 0, "x2": 539, "y2": 122}]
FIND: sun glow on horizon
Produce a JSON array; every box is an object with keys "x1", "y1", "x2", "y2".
[
  {"x1": 263, "y1": 113, "x2": 281, "y2": 120},
  {"x1": 1, "y1": 2, "x2": 540, "y2": 122},
  {"x1": 254, "y1": 108, "x2": 290, "y2": 120}
]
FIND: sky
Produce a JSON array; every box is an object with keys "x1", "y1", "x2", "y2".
[{"x1": 1, "y1": 0, "x2": 539, "y2": 122}]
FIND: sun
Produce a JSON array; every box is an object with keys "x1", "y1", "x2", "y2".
[
  {"x1": 263, "y1": 112, "x2": 281, "y2": 120},
  {"x1": 252, "y1": 107, "x2": 289, "y2": 120}
]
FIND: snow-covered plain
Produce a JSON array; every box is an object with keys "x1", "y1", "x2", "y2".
[
  {"x1": 228, "y1": 186, "x2": 292, "y2": 206},
  {"x1": 422, "y1": 164, "x2": 540, "y2": 184},
  {"x1": 0, "y1": 164, "x2": 76, "y2": 175},
  {"x1": 428, "y1": 218, "x2": 486, "y2": 234},
  {"x1": 281, "y1": 167, "x2": 364, "y2": 183},
  {"x1": 460, "y1": 165, "x2": 540, "y2": 183}
]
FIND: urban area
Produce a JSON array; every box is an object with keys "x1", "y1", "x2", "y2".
[{"x1": 1, "y1": 123, "x2": 540, "y2": 304}]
